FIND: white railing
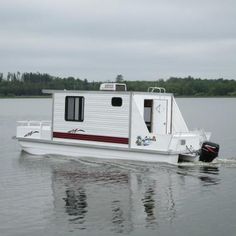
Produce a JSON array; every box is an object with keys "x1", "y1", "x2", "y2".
[
  {"x1": 17, "y1": 120, "x2": 51, "y2": 140},
  {"x1": 17, "y1": 120, "x2": 51, "y2": 127}
]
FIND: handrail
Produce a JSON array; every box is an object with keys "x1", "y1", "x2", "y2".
[
  {"x1": 147, "y1": 87, "x2": 166, "y2": 93},
  {"x1": 17, "y1": 120, "x2": 51, "y2": 126}
]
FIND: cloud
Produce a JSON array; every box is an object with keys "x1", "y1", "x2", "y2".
[{"x1": 0, "y1": 0, "x2": 236, "y2": 80}]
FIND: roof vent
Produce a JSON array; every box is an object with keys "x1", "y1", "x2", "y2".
[
  {"x1": 100, "y1": 83, "x2": 127, "y2": 91},
  {"x1": 148, "y1": 87, "x2": 166, "y2": 93}
]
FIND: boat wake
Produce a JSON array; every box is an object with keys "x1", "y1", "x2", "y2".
[
  {"x1": 75, "y1": 156, "x2": 236, "y2": 177},
  {"x1": 76, "y1": 156, "x2": 154, "y2": 172},
  {"x1": 48, "y1": 154, "x2": 236, "y2": 171},
  {"x1": 214, "y1": 158, "x2": 236, "y2": 166},
  {"x1": 178, "y1": 158, "x2": 236, "y2": 167}
]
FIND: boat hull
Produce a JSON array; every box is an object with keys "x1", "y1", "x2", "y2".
[{"x1": 18, "y1": 138, "x2": 180, "y2": 164}]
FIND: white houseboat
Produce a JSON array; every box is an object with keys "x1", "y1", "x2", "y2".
[{"x1": 16, "y1": 83, "x2": 219, "y2": 164}]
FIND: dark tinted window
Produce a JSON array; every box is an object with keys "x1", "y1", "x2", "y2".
[
  {"x1": 65, "y1": 96, "x2": 84, "y2": 121},
  {"x1": 111, "y1": 97, "x2": 122, "y2": 107}
]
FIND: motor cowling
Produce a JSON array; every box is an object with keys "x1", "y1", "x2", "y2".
[{"x1": 199, "y1": 141, "x2": 220, "y2": 162}]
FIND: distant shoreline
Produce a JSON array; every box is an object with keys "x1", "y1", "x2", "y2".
[{"x1": 1, "y1": 73, "x2": 236, "y2": 97}]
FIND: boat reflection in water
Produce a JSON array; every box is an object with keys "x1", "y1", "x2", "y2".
[
  {"x1": 63, "y1": 188, "x2": 87, "y2": 225},
  {"x1": 18, "y1": 153, "x2": 221, "y2": 234},
  {"x1": 50, "y1": 158, "x2": 182, "y2": 233}
]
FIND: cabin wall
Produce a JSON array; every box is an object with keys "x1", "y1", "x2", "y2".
[
  {"x1": 132, "y1": 94, "x2": 172, "y2": 132},
  {"x1": 52, "y1": 92, "x2": 130, "y2": 147},
  {"x1": 51, "y1": 91, "x2": 189, "y2": 151},
  {"x1": 130, "y1": 94, "x2": 173, "y2": 151},
  {"x1": 130, "y1": 96, "x2": 150, "y2": 148},
  {"x1": 172, "y1": 99, "x2": 189, "y2": 133}
]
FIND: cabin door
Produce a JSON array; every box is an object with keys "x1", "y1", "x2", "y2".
[{"x1": 152, "y1": 100, "x2": 167, "y2": 134}]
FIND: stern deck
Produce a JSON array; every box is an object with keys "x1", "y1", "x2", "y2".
[{"x1": 17, "y1": 121, "x2": 52, "y2": 140}]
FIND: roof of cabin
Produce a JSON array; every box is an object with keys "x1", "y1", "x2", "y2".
[{"x1": 42, "y1": 89, "x2": 173, "y2": 96}]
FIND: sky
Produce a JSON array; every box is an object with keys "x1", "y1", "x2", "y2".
[{"x1": 0, "y1": 0, "x2": 236, "y2": 81}]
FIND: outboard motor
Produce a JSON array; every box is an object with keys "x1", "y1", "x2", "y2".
[{"x1": 199, "y1": 141, "x2": 220, "y2": 162}]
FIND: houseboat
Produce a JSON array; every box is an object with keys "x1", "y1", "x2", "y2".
[{"x1": 16, "y1": 83, "x2": 219, "y2": 164}]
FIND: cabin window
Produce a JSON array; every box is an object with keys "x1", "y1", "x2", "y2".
[
  {"x1": 111, "y1": 97, "x2": 122, "y2": 107},
  {"x1": 65, "y1": 96, "x2": 84, "y2": 122},
  {"x1": 144, "y1": 99, "x2": 153, "y2": 132}
]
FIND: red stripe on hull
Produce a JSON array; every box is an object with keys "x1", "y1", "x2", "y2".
[{"x1": 53, "y1": 132, "x2": 129, "y2": 144}]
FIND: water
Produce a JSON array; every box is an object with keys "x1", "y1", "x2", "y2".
[{"x1": 1, "y1": 98, "x2": 236, "y2": 236}]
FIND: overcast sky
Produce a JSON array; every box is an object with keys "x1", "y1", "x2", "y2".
[{"x1": 0, "y1": 0, "x2": 236, "y2": 81}]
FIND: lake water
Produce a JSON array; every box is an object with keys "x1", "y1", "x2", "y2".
[{"x1": 1, "y1": 98, "x2": 236, "y2": 236}]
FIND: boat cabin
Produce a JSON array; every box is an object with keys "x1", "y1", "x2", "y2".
[{"x1": 21, "y1": 83, "x2": 198, "y2": 151}]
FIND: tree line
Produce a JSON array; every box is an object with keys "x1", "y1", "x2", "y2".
[{"x1": 0, "y1": 72, "x2": 236, "y2": 97}]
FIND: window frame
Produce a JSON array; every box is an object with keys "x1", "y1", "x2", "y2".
[{"x1": 65, "y1": 96, "x2": 84, "y2": 122}]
